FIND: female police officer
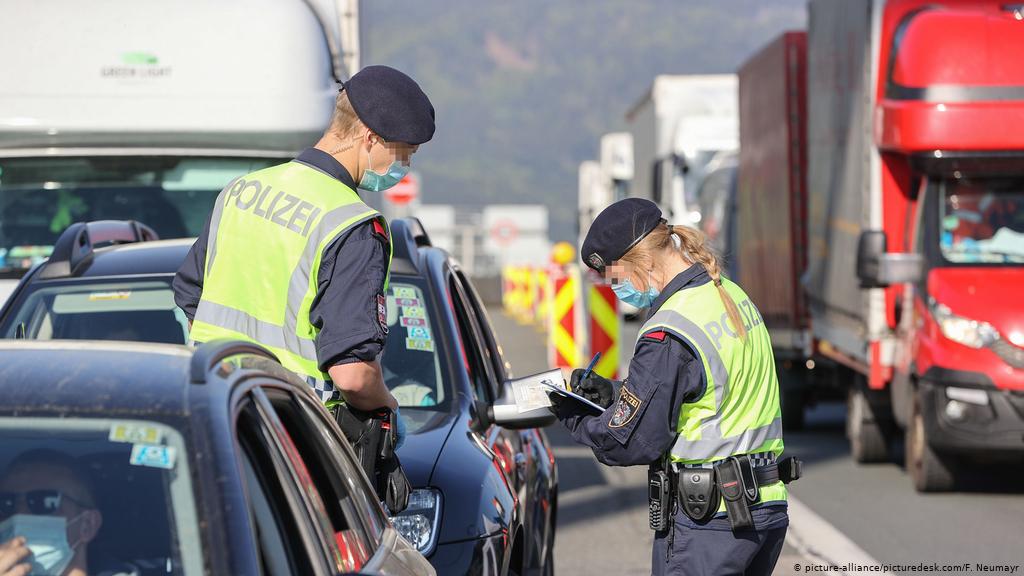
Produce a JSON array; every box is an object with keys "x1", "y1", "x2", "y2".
[{"x1": 550, "y1": 198, "x2": 799, "y2": 576}]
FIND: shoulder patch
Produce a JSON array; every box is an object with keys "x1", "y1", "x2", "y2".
[
  {"x1": 643, "y1": 330, "x2": 667, "y2": 341},
  {"x1": 377, "y1": 294, "x2": 389, "y2": 335},
  {"x1": 372, "y1": 219, "x2": 388, "y2": 240},
  {"x1": 608, "y1": 386, "x2": 643, "y2": 429}
]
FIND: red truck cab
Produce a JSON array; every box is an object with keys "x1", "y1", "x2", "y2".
[{"x1": 873, "y1": 2, "x2": 1024, "y2": 490}]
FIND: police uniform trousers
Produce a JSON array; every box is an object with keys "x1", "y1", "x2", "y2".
[{"x1": 651, "y1": 504, "x2": 788, "y2": 576}]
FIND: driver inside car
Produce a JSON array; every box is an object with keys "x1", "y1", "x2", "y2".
[{"x1": 0, "y1": 449, "x2": 132, "y2": 576}]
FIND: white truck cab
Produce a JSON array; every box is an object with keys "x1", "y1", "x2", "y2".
[{"x1": 0, "y1": 0, "x2": 356, "y2": 302}]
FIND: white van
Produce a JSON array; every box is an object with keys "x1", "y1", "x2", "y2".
[{"x1": 0, "y1": 0, "x2": 354, "y2": 301}]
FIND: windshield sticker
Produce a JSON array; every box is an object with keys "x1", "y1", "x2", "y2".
[
  {"x1": 88, "y1": 291, "x2": 131, "y2": 301},
  {"x1": 109, "y1": 423, "x2": 164, "y2": 445},
  {"x1": 129, "y1": 444, "x2": 177, "y2": 470},
  {"x1": 402, "y1": 306, "x2": 426, "y2": 319},
  {"x1": 392, "y1": 287, "x2": 416, "y2": 299},
  {"x1": 400, "y1": 317, "x2": 426, "y2": 327},
  {"x1": 394, "y1": 297, "x2": 421, "y2": 308},
  {"x1": 407, "y1": 326, "x2": 431, "y2": 340},
  {"x1": 406, "y1": 338, "x2": 435, "y2": 352}
]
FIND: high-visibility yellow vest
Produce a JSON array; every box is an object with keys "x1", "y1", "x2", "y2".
[
  {"x1": 191, "y1": 160, "x2": 391, "y2": 387},
  {"x1": 639, "y1": 277, "x2": 786, "y2": 508}
]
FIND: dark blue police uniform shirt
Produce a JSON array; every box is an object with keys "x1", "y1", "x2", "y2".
[
  {"x1": 172, "y1": 148, "x2": 390, "y2": 370},
  {"x1": 558, "y1": 264, "x2": 712, "y2": 466}
]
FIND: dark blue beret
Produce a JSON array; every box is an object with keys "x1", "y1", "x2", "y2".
[
  {"x1": 343, "y1": 65, "x2": 435, "y2": 145},
  {"x1": 581, "y1": 198, "x2": 664, "y2": 273}
]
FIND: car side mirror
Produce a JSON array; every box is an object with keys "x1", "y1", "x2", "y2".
[
  {"x1": 488, "y1": 381, "x2": 556, "y2": 429},
  {"x1": 469, "y1": 399, "x2": 492, "y2": 433},
  {"x1": 856, "y1": 230, "x2": 924, "y2": 287}
]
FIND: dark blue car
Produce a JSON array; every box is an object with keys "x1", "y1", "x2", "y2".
[{"x1": 0, "y1": 218, "x2": 560, "y2": 576}]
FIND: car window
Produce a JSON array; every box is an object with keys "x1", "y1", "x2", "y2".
[
  {"x1": 263, "y1": 387, "x2": 381, "y2": 564},
  {"x1": 448, "y1": 274, "x2": 497, "y2": 404},
  {"x1": 0, "y1": 417, "x2": 202, "y2": 575},
  {"x1": 1, "y1": 280, "x2": 187, "y2": 343},
  {"x1": 0, "y1": 155, "x2": 279, "y2": 272},
  {"x1": 380, "y1": 278, "x2": 448, "y2": 411},
  {"x1": 456, "y1": 270, "x2": 509, "y2": 385},
  {"x1": 292, "y1": 392, "x2": 388, "y2": 542},
  {"x1": 236, "y1": 400, "x2": 319, "y2": 576}
]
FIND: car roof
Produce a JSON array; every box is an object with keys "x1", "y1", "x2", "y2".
[
  {"x1": 0, "y1": 340, "x2": 195, "y2": 416},
  {"x1": 69, "y1": 238, "x2": 195, "y2": 278}
]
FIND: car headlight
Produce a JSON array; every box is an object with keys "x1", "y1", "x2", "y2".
[
  {"x1": 931, "y1": 302, "x2": 1000, "y2": 349},
  {"x1": 390, "y1": 488, "x2": 441, "y2": 556}
]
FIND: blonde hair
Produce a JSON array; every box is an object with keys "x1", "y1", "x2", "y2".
[
  {"x1": 621, "y1": 222, "x2": 748, "y2": 339},
  {"x1": 328, "y1": 90, "x2": 363, "y2": 138}
]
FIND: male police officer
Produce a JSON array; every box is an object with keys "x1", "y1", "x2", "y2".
[
  {"x1": 551, "y1": 199, "x2": 800, "y2": 575},
  {"x1": 173, "y1": 66, "x2": 435, "y2": 445}
]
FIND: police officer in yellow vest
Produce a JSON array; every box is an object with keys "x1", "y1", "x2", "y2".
[
  {"x1": 550, "y1": 199, "x2": 801, "y2": 575},
  {"x1": 173, "y1": 66, "x2": 435, "y2": 450}
]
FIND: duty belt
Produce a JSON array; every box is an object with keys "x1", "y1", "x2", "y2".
[{"x1": 669, "y1": 453, "x2": 803, "y2": 532}]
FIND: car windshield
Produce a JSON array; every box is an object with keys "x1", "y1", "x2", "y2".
[
  {"x1": 0, "y1": 155, "x2": 280, "y2": 271},
  {"x1": 938, "y1": 178, "x2": 1024, "y2": 264},
  {"x1": 380, "y1": 277, "x2": 451, "y2": 415},
  {"x1": 2, "y1": 280, "x2": 188, "y2": 343},
  {"x1": 0, "y1": 417, "x2": 202, "y2": 575}
]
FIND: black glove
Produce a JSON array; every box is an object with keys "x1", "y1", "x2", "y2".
[
  {"x1": 569, "y1": 369, "x2": 618, "y2": 409},
  {"x1": 547, "y1": 389, "x2": 591, "y2": 419}
]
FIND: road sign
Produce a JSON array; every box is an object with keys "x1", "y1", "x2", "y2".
[
  {"x1": 384, "y1": 172, "x2": 419, "y2": 205},
  {"x1": 490, "y1": 219, "x2": 519, "y2": 246}
]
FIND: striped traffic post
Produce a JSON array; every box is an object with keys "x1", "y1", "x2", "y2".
[
  {"x1": 587, "y1": 283, "x2": 620, "y2": 378},
  {"x1": 548, "y1": 266, "x2": 581, "y2": 369}
]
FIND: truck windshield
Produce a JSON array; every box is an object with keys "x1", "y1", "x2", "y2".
[
  {"x1": 938, "y1": 178, "x2": 1024, "y2": 264},
  {"x1": 0, "y1": 155, "x2": 281, "y2": 271}
]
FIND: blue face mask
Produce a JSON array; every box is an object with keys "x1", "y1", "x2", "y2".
[
  {"x1": 612, "y1": 278, "x2": 660, "y2": 308},
  {"x1": 0, "y1": 513, "x2": 81, "y2": 576},
  {"x1": 358, "y1": 142, "x2": 409, "y2": 192}
]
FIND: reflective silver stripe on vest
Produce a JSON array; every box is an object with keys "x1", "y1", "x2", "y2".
[
  {"x1": 205, "y1": 177, "x2": 241, "y2": 276},
  {"x1": 193, "y1": 300, "x2": 319, "y2": 360},
  {"x1": 641, "y1": 308, "x2": 782, "y2": 461},
  {"x1": 283, "y1": 203, "x2": 378, "y2": 338}
]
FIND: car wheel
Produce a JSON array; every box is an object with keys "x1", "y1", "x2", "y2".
[
  {"x1": 906, "y1": 395, "x2": 956, "y2": 492},
  {"x1": 847, "y1": 385, "x2": 892, "y2": 463},
  {"x1": 542, "y1": 524, "x2": 555, "y2": 576}
]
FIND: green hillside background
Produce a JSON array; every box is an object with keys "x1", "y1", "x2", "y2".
[{"x1": 364, "y1": 1, "x2": 806, "y2": 243}]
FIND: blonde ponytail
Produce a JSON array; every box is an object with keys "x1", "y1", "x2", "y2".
[{"x1": 623, "y1": 222, "x2": 747, "y2": 340}]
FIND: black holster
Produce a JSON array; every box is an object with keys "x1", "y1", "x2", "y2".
[
  {"x1": 677, "y1": 467, "x2": 719, "y2": 524},
  {"x1": 713, "y1": 455, "x2": 761, "y2": 531},
  {"x1": 334, "y1": 405, "x2": 411, "y2": 514}
]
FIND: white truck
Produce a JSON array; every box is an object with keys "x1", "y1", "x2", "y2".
[
  {"x1": 0, "y1": 0, "x2": 358, "y2": 302},
  {"x1": 626, "y1": 75, "x2": 737, "y2": 224},
  {"x1": 577, "y1": 132, "x2": 633, "y2": 252}
]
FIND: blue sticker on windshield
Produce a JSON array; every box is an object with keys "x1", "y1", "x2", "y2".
[
  {"x1": 129, "y1": 444, "x2": 177, "y2": 470},
  {"x1": 407, "y1": 326, "x2": 431, "y2": 340}
]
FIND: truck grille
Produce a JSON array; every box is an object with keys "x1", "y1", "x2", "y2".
[{"x1": 990, "y1": 339, "x2": 1024, "y2": 370}]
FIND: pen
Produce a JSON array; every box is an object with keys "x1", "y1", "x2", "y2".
[{"x1": 579, "y1": 352, "x2": 601, "y2": 383}]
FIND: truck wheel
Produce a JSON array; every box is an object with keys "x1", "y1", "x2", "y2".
[
  {"x1": 906, "y1": 398, "x2": 956, "y2": 492},
  {"x1": 847, "y1": 386, "x2": 890, "y2": 463},
  {"x1": 782, "y1": 387, "x2": 806, "y2": 431}
]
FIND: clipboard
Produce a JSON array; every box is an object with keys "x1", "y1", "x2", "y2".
[{"x1": 541, "y1": 380, "x2": 606, "y2": 414}]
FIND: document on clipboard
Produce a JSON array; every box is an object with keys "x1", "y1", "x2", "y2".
[
  {"x1": 509, "y1": 369, "x2": 607, "y2": 414},
  {"x1": 540, "y1": 379, "x2": 606, "y2": 414}
]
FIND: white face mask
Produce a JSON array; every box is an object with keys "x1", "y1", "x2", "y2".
[{"x1": 0, "y1": 513, "x2": 85, "y2": 576}]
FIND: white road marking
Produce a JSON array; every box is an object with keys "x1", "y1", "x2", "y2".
[{"x1": 786, "y1": 495, "x2": 895, "y2": 576}]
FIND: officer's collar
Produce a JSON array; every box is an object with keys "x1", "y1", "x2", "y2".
[
  {"x1": 295, "y1": 148, "x2": 358, "y2": 190},
  {"x1": 646, "y1": 263, "x2": 711, "y2": 317}
]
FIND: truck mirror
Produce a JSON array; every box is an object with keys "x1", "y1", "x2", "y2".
[{"x1": 857, "y1": 230, "x2": 924, "y2": 287}]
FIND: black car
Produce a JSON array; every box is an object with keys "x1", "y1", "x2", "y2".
[
  {"x1": 0, "y1": 339, "x2": 435, "y2": 575},
  {"x1": 0, "y1": 219, "x2": 560, "y2": 576}
]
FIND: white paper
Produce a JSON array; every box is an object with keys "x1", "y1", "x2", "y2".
[{"x1": 510, "y1": 369, "x2": 564, "y2": 413}]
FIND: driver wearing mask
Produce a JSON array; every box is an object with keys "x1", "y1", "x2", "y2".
[{"x1": 0, "y1": 450, "x2": 114, "y2": 576}]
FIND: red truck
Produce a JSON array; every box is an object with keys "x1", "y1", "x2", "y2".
[{"x1": 737, "y1": 0, "x2": 1024, "y2": 492}]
